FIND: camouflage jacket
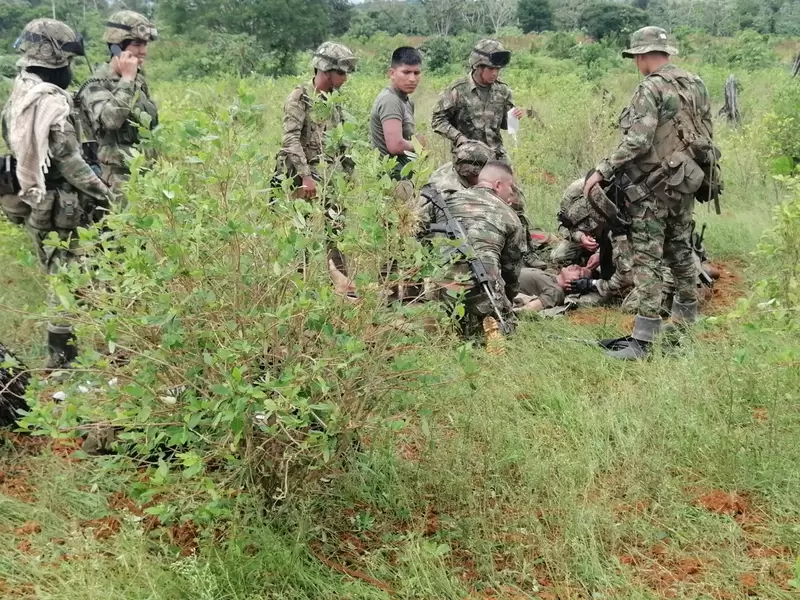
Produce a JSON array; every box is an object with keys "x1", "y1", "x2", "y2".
[
  {"x1": 75, "y1": 63, "x2": 158, "y2": 168},
  {"x1": 2, "y1": 79, "x2": 109, "y2": 202},
  {"x1": 597, "y1": 63, "x2": 712, "y2": 181},
  {"x1": 441, "y1": 185, "x2": 526, "y2": 304},
  {"x1": 431, "y1": 75, "x2": 514, "y2": 159},
  {"x1": 427, "y1": 162, "x2": 468, "y2": 198},
  {"x1": 275, "y1": 82, "x2": 346, "y2": 179}
]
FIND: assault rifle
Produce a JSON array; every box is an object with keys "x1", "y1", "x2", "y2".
[{"x1": 421, "y1": 188, "x2": 514, "y2": 335}]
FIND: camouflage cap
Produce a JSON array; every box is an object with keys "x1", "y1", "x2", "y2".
[
  {"x1": 470, "y1": 39, "x2": 511, "y2": 69},
  {"x1": 14, "y1": 19, "x2": 84, "y2": 69},
  {"x1": 622, "y1": 26, "x2": 678, "y2": 58},
  {"x1": 558, "y1": 178, "x2": 626, "y2": 234},
  {"x1": 454, "y1": 140, "x2": 494, "y2": 179},
  {"x1": 312, "y1": 42, "x2": 357, "y2": 73},
  {"x1": 104, "y1": 11, "x2": 158, "y2": 44}
]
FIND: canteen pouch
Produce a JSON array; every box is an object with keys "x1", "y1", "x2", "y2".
[{"x1": 0, "y1": 155, "x2": 28, "y2": 225}]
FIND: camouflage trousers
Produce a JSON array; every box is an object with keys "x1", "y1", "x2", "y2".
[
  {"x1": 628, "y1": 191, "x2": 697, "y2": 318},
  {"x1": 101, "y1": 163, "x2": 129, "y2": 210}
]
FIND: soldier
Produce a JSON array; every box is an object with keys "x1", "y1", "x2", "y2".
[
  {"x1": 2, "y1": 19, "x2": 113, "y2": 369},
  {"x1": 584, "y1": 27, "x2": 714, "y2": 359},
  {"x1": 369, "y1": 46, "x2": 424, "y2": 181},
  {"x1": 551, "y1": 179, "x2": 601, "y2": 268},
  {"x1": 431, "y1": 39, "x2": 523, "y2": 163},
  {"x1": 515, "y1": 265, "x2": 593, "y2": 313},
  {"x1": 75, "y1": 11, "x2": 158, "y2": 200},
  {"x1": 273, "y1": 41, "x2": 357, "y2": 198},
  {"x1": 428, "y1": 161, "x2": 527, "y2": 338}
]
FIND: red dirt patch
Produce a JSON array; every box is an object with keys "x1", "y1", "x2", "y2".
[
  {"x1": 695, "y1": 490, "x2": 750, "y2": 517},
  {"x1": 752, "y1": 407, "x2": 768, "y2": 422},
  {"x1": 169, "y1": 521, "x2": 199, "y2": 556},
  {"x1": 738, "y1": 572, "x2": 759, "y2": 594},
  {"x1": 0, "y1": 469, "x2": 36, "y2": 502},
  {"x1": 16, "y1": 539, "x2": 33, "y2": 554},
  {"x1": 81, "y1": 517, "x2": 122, "y2": 541},
  {"x1": 13, "y1": 521, "x2": 41, "y2": 536},
  {"x1": 107, "y1": 491, "x2": 144, "y2": 516},
  {"x1": 566, "y1": 306, "x2": 634, "y2": 331},
  {"x1": 703, "y1": 261, "x2": 747, "y2": 315},
  {"x1": 746, "y1": 541, "x2": 792, "y2": 559}
]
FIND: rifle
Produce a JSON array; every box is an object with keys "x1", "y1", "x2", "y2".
[
  {"x1": 422, "y1": 189, "x2": 514, "y2": 335},
  {"x1": 692, "y1": 222, "x2": 714, "y2": 287}
]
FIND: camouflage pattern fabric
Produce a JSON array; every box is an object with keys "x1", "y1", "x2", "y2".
[
  {"x1": 311, "y1": 41, "x2": 357, "y2": 73},
  {"x1": 435, "y1": 185, "x2": 526, "y2": 336},
  {"x1": 596, "y1": 61, "x2": 711, "y2": 318},
  {"x1": 14, "y1": 18, "x2": 84, "y2": 69},
  {"x1": 103, "y1": 11, "x2": 157, "y2": 44},
  {"x1": 274, "y1": 82, "x2": 346, "y2": 181},
  {"x1": 431, "y1": 75, "x2": 515, "y2": 161},
  {"x1": 75, "y1": 62, "x2": 158, "y2": 195},
  {"x1": 596, "y1": 234, "x2": 634, "y2": 300},
  {"x1": 3, "y1": 71, "x2": 110, "y2": 336}
]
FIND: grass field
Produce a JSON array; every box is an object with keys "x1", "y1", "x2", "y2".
[{"x1": 1, "y1": 34, "x2": 799, "y2": 599}]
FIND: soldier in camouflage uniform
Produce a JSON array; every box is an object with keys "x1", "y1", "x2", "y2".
[
  {"x1": 430, "y1": 162, "x2": 527, "y2": 338},
  {"x1": 75, "y1": 11, "x2": 158, "y2": 201},
  {"x1": 1, "y1": 19, "x2": 113, "y2": 369},
  {"x1": 432, "y1": 39, "x2": 522, "y2": 163},
  {"x1": 273, "y1": 41, "x2": 357, "y2": 197},
  {"x1": 584, "y1": 27, "x2": 714, "y2": 359}
]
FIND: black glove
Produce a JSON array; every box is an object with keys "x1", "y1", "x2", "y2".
[{"x1": 566, "y1": 278, "x2": 596, "y2": 294}]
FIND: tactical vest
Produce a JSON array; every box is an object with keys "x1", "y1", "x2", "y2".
[{"x1": 621, "y1": 67, "x2": 716, "y2": 201}]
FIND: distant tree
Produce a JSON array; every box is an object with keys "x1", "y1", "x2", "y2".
[
  {"x1": 517, "y1": 0, "x2": 553, "y2": 33},
  {"x1": 327, "y1": 0, "x2": 353, "y2": 36},
  {"x1": 421, "y1": 0, "x2": 464, "y2": 36},
  {"x1": 578, "y1": 2, "x2": 648, "y2": 42},
  {"x1": 481, "y1": 0, "x2": 519, "y2": 34}
]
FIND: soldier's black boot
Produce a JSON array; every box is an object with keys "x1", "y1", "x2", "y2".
[
  {"x1": 45, "y1": 329, "x2": 78, "y2": 371},
  {"x1": 606, "y1": 315, "x2": 662, "y2": 361}
]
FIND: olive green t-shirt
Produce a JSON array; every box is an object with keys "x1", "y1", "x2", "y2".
[
  {"x1": 518, "y1": 268, "x2": 565, "y2": 309},
  {"x1": 369, "y1": 86, "x2": 415, "y2": 167}
]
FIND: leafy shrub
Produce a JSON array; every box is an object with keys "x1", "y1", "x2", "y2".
[
  {"x1": 544, "y1": 31, "x2": 577, "y2": 60},
  {"x1": 419, "y1": 36, "x2": 453, "y2": 73},
  {"x1": 19, "y1": 84, "x2": 452, "y2": 523},
  {"x1": 726, "y1": 30, "x2": 778, "y2": 71},
  {"x1": 578, "y1": 2, "x2": 648, "y2": 44},
  {"x1": 761, "y1": 80, "x2": 800, "y2": 173},
  {"x1": 570, "y1": 39, "x2": 624, "y2": 81},
  {"x1": 0, "y1": 55, "x2": 16, "y2": 79}
]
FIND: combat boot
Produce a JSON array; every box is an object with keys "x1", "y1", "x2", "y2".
[
  {"x1": 606, "y1": 315, "x2": 662, "y2": 361},
  {"x1": 662, "y1": 299, "x2": 699, "y2": 346},
  {"x1": 44, "y1": 330, "x2": 78, "y2": 371}
]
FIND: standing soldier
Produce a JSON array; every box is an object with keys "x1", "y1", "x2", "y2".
[
  {"x1": 273, "y1": 41, "x2": 357, "y2": 198},
  {"x1": 584, "y1": 27, "x2": 715, "y2": 359},
  {"x1": 431, "y1": 39, "x2": 523, "y2": 164},
  {"x1": 1, "y1": 19, "x2": 113, "y2": 369},
  {"x1": 75, "y1": 11, "x2": 158, "y2": 200}
]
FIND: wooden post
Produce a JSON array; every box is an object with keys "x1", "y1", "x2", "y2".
[{"x1": 718, "y1": 74, "x2": 741, "y2": 127}]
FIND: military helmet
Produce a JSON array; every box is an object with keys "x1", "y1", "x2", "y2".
[
  {"x1": 312, "y1": 42, "x2": 357, "y2": 73},
  {"x1": 454, "y1": 141, "x2": 494, "y2": 179},
  {"x1": 103, "y1": 11, "x2": 158, "y2": 44},
  {"x1": 622, "y1": 26, "x2": 678, "y2": 58},
  {"x1": 14, "y1": 19, "x2": 84, "y2": 69},
  {"x1": 559, "y1": 178, "x2": 627, "y2": 234},
  {"x1": 469, "y1": 39, "x2": 511, "y2": 70}
]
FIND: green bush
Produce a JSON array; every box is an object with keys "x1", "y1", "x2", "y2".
[
  {"x1": 419, "y1": 36, "x2": 452, "y2": 73},
  {"x1": 761, "y1": 80, "x2": 800, "y2": 173},
  {"x1": 19, "y1": 84, "x2": 452, "y2": 522},
  {"x1": 0, "y1": 54, "x2": 16, "y2": 79},
  {"x1": 543, "y1": 31, "x2": 577, "y2": 60},
  {"x1": 726, "y1": 29, "x2": 778, "y2": 71}
]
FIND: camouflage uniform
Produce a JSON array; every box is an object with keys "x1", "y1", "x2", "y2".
[
  {"x1": 431, "y1": 39, "x2": 515, "y2": 162},
  {"x1": 1, "y1": 19, "x2": 112, "y2": 368},
  {"x1": 74, "y1": 11, "x2": 158, "y2": 198},
  {"x1": 433, "y1": 185, "x2": 526, "y2": 337},
  {"x1": 273, "y1": 42, "x2": 356, "y2": 187},
  {"x1": 596, "y1": 30, "x2": 711, "y2": 324}
]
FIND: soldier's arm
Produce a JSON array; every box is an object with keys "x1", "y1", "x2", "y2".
[
  {"x1": 280, "y1": 89, "x2": 312, "y2": 178},
  {"x1": 596, "y1": 82, "x2": 660, "y2": 180},
  {"x1": 50, "y1": 121, "x2": 112, "y2": 201},
  {"x1": 596, "y1": 235, "x2": 633, "y2": 298},
  {"x1": 501, "y1": 220, "x2": 526, "y2": 299},
  {"x1": 500, "y1": 86, "x2": 513, "y2": 130},
  {"x1": 431, "y1": 87, "x2": 463, "y2": 144},
  {"x1": 80, "y1": 79, "x2": 138, "y2": 133}
]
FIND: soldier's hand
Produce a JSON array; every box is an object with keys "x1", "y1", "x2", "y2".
[
  {"x1": 586, "y1": 251, "x2": 601, "y2": 271},
  {"x1": 414, "y1": 134, "x2": 428, "y2": 149},
  {"x1": 583, "y1": 171, "x2": 604, "y2": 198},
  {"x1": 455, "y1": 135, "x2": 469, "y2": 147},
  {"x1": 301, "y1": 176, "x2": 317, "y2": 199},
  {"x1": 579, "y1": 233, "x2": 599, "y2": 252},
  {"x1": 566, "y1": 278, "x2": 596, "y2": 294},
  {"x1": 511, "y1": 107, "x2": 524, "y2": 119},
  {"x1": 113, "y1": 51, "x2": 139, "y2": 81}
]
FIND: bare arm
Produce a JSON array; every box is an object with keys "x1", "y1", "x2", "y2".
[{"x1": 382, "y1": 119, "x2": 414, "y2": 156}]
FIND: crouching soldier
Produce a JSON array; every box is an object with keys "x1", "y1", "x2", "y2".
[{"x1": 2, "y1": 19, "x2": 113, "y2": 369}]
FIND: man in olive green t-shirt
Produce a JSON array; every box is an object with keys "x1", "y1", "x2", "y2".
[{"x1": 369, "y1": 46, "x2": 424, "y2": 180}]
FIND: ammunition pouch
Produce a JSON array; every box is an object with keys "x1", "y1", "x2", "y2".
[
  {"x1": 664, "y1": 150, "x2": 704, "y2": 197},
  {"x1": 27, "y1": 188, "x2": 84, "y2": 231}
]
